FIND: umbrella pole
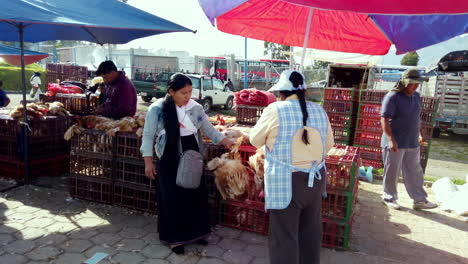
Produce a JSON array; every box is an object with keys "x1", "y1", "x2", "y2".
[
  {"x1": 299, "y1": 8, "x2": 314, "y2": 72},
  {"x1": 244, "y1": 37, "x2": 248, "y2": 89},
  {"x1": 19, "y1": 23, "x2": 31, "y2": 185}
]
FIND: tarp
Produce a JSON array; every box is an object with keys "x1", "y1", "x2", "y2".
[
  {"x1": 0, "y1": 0, "x2": 194, "y2": 44},
  {"x1": 0, "y1": 44, "x2": 49, "y2": 66},
  {"x1": 199, "y1": 0, "x2": 468, "y2": 55}
]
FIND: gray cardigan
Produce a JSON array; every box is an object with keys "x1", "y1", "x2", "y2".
[{"x1": 140, "y1": 98, "x2": 225, "y2": 158}]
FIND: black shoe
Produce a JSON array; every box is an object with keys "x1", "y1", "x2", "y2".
[
  {"x1": 171, "y1": 245, "x2": 185, "y2": 255},
  {"x1": 195, "y1": 239, "x2": 208, "y2": 246}
]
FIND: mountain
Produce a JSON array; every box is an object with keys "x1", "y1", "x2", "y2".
[{"x1": 381, "y1": 34, "x2": 468, "y2": 67}]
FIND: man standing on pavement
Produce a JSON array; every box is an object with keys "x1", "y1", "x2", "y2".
[
  {"x1": 95, "y1": 60, "x2": 137, "y2": 119},
  {"x1": 381, "y1": 69, "x2": 437, "y2": 210}
]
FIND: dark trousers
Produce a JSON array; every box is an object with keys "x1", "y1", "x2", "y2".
[{"x1": 268, "y1": 171, "x2": 324, "y2": 264}]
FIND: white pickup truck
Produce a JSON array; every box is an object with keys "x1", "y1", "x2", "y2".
[{"x1": 186, "y1": 74, "x2": 234, "y2": 112}]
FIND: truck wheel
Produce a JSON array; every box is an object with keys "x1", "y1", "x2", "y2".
[
  {"x1": 202, "y1": 99, "x2": 212, "y2": 113},
  {"x1": 432, "y1": 127, "x2": 441, "y2": 138},
  {"x1": 141, "y1": 95, "x2": 153, "y2": 103},
  {"x1": 224, "y1": 97, "x2": 234, "y2": 110}
]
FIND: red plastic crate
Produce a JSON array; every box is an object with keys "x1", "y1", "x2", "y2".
[
  {"x1": 325, "y1": 145, "x2": 360, "y2": 192},
  {"x1": 236, "y1": 105, "x2": 265, "y2": 125},
  {"x1": 113, "y1": 182, "x2": 157, "y2": 214},
  {"x1": 322, "y1": 188, "x2": 358, "y2": 221},
  {"x1": 322, "y1": 217, "x2": 352, "y2": 250},
  {"x1": 70, "y1": 154, "x2": 113, "y2": 179},
  {"x1": 420, "y1": 96, "x2": 438, "y2": 112},
  {"x1": 353, "y1": 131, "x2": 382, "y2": 148},
  {"x1": 0, "y1": 154, "x2": 70, "y2": 182},
  {"x1": 356, "y1": 118, "x2": 382, "y2": 133},
  {"x1": 328, "y1": 113, "x2": 354, "y2": 128},
  {"x1": 204, "y1": 143, "x2": 226, "y2": 161},
  {"x1": 115, "y1": 132, "x2": 142, "y2": 160},
  {"x1": 360, "y1": 159, "x2": 383, "y2": 169},
  {"x1": 358, "y1": 103, "x2": 381, "y2": 118},
  {"x1": 359, "y1": 90, "x2": 387, "y2": 104},
  {"x1": 323, "y1": 101, "x2": 353, "y2": 115},
  {"x1": 219, "y1": 199, "x2": 268, "y2": 235},
  {"x1": 357, "y1": 146, "x2": 382, "y2": 161},
  {"x1": 332, "y1": 128, "x2": 351, "y2": 142},
  {"x1": 420, "y1": 111, "x2": 436, "y2": 125},
  {"x1": 238, "y1": 144, "x2": 257, "y2": 166},
  {"x1": 69, "y1": 175, "x2": 113, "y2": 204},
  {"x1": 324, "y1": 88, "x2": 356, "y2": 101}
]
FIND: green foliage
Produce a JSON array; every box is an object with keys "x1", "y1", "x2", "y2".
[
  {"x1": 263, "y1": 42, "x2": 290, "y2": 60},
  {"x1": 423, "y1": 176, "x2": 466, "y2": 185},
  {"x1": 0, "y1": 63, "x2": 46, "y2": 92},
  {"x1": 312, "y1": 60, "x2": 331, "y2": 69},
  {"x1": 400, "y1": 52, "x2": 419, "y2": 66}
]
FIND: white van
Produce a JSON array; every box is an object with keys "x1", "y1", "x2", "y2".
[{"x1": 187, "y1": 74, "x2": 234, "y2": 112}]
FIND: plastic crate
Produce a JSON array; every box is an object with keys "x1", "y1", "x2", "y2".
[
  {"x1": 69, "y1": 175, "x2": 113, "y2": 204},
  {"x1": 355, "y1": 118, "x2": 382, "y2": 133},
  {"x1": 420, "y1": 96, "x2": 438, "y2": 112},
  {"x1": 113, "y1": 182, "x2": 157, "y2": 214},
  {"x1": 359, "y1": 90, "x2": 387, "y2": 104},
  {"x1": 332, "y1": 128, "x2": 351, "y2": 142},
  {"x1": 115, "y1": 132, "x2": 142, "y2": 160},
  {"x1": 420, "y1": 125, "x2": 434, "y2": 142},
  {"x1": 0, "y1": 154, "x2": 70, "y2": 182},
  {"x1": 70, "y1": 154, "x2": 113, "y2": 179},
  {"x1": 208, "y1": 197, "x2": 219, "y2": 226},
  {"x1": 322, "y1": 217, "x2": 352, "y2": 250},
  {"x1": 353, "y1": 131, "x2": 382, "y2": 148},
  {"x1": 238, "y1": 144, "x2": 257, "y2": 166},
  {"x1": 0, "y1": 115, "x2": 77, "y2": 138},
  {"x1": 322, "y1": 189, "x2": 358, "y2": 221},
  {"x1": 324, "y1": 88, "x2": 356, "y2": 101},
  {"x1": 420, "y1": 111, "x2": 436, "y2": 125},
  {"x1": 325, "y1": 145, "x2": 360, "y2": 192},
  {"x1": 354, "y1": 145, "x2": 382, "y2": 161},
  {"x1": 328, "y1": 113, "x2": 354, "y2": 129},
  {"x1": 360, "y1": 158, "x2": 383, "y2": 169},
  {"x1": 204, "y1": 143, "x2": 226, "y2": 161},
  {"x1": 39, "y1": 94, "x2": 56, "y2": 103},
  {"x1": 219, "y1": 199, "x2": 268, "y2": 235},
  {"x1": 236, "y1": 105, "x2": 265, "y2": 125},
  {"x1": 357, "y1": 103, "x2": 381, "y2": 119},
  {"x1": 204, "y1": 169, "x2": 220, "y2": 199},
  {"x1": 71, "y1": 129, "x2": 115, "y2": 157},
  {"x1": 323, "y1": 101, "x2": 353, "y2": 115},
  {"x1": 334, "y1": 140, "x2": 350, "y2": 146},
  {"x1": 114, "y1": 158, "x2": 154, "y2": 188},
  {"x1": 56, "y1": 94, "x2": 98, "y2": 115}
]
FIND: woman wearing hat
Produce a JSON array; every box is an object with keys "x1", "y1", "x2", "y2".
[
  {"x1": 380, "y1": 68, "x2": 437, "y2": 210},
  {"x1": 249, "y1": 70, "x2": 334, "y2": 264}
]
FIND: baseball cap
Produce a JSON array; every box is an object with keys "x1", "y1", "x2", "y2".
[
  {"x1": 268, "y1": 70, "x2": 306, "y2": 92},
  {"x1": 96, "y1": 61, "x2": 117, "y2": 76}
]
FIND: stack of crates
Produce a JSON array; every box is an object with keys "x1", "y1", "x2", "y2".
[
  {"x1": 69, "y1": 130, "x2": 157, "y2": 213},
  {"x1": 322, "y1": 145, "x2": 361, "y2": 250},
  {"x1": 46, "y1": 63, "x2": 88, "y2": 84},
  {"x1": 353, "y1": 90, "x2": 387, "y2": 168},
  {"x1": 419, "y1": 97, "x2": 438, "y2": 172},
  {"x1": 0, "y1": 115, "x2": 75, "y2": 181},
  {"x1": 322, "y1": 88, "x2": 359, "y2": 145},
  {"x1": 56, "y1": 94, "x2": 99, "y2": 116}
]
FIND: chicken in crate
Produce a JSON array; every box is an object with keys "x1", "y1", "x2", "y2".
[{"x1": 325, "y1": 145, "x2": 361, "y2": 192}]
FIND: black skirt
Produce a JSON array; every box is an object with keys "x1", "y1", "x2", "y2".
[{"x1": 155, "y1": 134, "x2": 210, "y2": 245}]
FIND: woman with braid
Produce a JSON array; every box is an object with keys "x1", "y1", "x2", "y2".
[{"x1": 249, "y1": 70, "x2": 334, "y2": 264}]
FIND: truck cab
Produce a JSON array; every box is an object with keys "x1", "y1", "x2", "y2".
[
  {"x1": 133, "y1": 72, "x2": 174, "y2": 103},
  {"x1": 186, "y1": 74, "x2": 234, "y2": 112}
]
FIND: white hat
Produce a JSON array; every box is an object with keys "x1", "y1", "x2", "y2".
[{"x1": 268, "y1": 70, "x2": 306, "y2": 92}]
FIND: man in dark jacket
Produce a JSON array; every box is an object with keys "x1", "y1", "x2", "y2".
[{"x1": 95, "y1": 61, "x2": 137, "y2": 119}]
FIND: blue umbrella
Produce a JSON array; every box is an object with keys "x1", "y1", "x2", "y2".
[{"x1": 0, "y1": 0, "x2": 194, "y2": 184}]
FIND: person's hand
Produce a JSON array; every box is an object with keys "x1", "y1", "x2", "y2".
[
  {"x1": 220, "y1": 137, "x2": 236, "y2": 150},
  {"x1": 389, "y1": 139, "x2": 398, "y2": 152},
  {"x1": 144, "y1": 159, "x2": 156, "y2": 180}
]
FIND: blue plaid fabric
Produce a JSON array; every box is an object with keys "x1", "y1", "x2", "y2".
[{"x1": 264, "y1": 100, "x2": 329, "y2": 210}]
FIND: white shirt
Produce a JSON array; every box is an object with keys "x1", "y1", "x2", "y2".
[
  {"x1": 30, "y1": 76, "x2": 41, "y2": 87},
  {"x1": 158, "y1": 99, "x2": 198, "y2": 137}
]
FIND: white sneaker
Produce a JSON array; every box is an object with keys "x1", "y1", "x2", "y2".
[
  {"x1": 413, "y1": 200, "x2": 438, "y2": 210},
  {"x1": 383, "y1": 199, "x2": 401, "y2": 210}
]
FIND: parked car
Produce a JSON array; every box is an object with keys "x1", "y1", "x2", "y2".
[{"x1": 186, "y1": 74, "x2": 234, "y2": 112}]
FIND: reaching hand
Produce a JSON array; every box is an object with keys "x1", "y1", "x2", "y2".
[{"x1": 220, "y1": 137, "x2": 236, "y2": 150}]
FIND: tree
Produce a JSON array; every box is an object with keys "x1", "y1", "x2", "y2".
[
  {"x1": 263, "y1": 42, "x2": 290, "y2": 60},
  {"x1": 312, "y1": 60, "x2": 330, "y2": 69},
  {"x1": 400, "y1": 51, "x2": 419, "y2": 66}
]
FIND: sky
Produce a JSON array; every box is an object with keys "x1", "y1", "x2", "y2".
[
  {"x1": 120, "y1": 0, "x2": 266, "y2": 59},
  {"x1": 120, "y1": 0, "x2": 468, "y2": 67}
]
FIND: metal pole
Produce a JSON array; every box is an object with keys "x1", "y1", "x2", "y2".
[
  {"x1": 244, "y1": 37, "x2": 248, "y2": 89},
  {"x1": 300, "y1": 7, "x2": 314, "y2": 72},
  {"x1": 19, "y1": 23, "x2": 31, "y2": 184}
]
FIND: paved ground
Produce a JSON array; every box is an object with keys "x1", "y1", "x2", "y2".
[{"x1": 1, "y1": 179, "x2": 467, "y2": 264}]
